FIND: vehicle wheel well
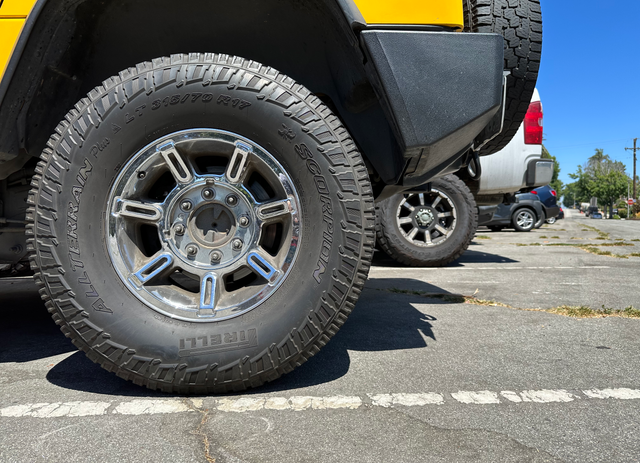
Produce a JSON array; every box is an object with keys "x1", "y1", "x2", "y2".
[
  {"x1": 513, "y1": 206, "x2": 537, "y2": 219},
  {"x1": 0, "y1": 0, "x2": 401, "y2": 184}
]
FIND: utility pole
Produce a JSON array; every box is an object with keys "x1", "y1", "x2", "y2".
[{"x1": 625, "y1": 138, "x2": 637, "y2": 199}]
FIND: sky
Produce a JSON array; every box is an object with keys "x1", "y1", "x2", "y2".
[{"x1": 536, "y1": 0, "x2": 640, "y2": 187}]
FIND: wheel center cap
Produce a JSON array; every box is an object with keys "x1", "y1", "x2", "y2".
[
  {"x1": 415, "y1": 208, "x2": 434, "y2": 227},
  {"x1": 192, "y1": 203, "x2": 236, "y2": 246}
]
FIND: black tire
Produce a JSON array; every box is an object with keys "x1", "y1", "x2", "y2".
[
  {"x1": 488, "y1": 226, "x2": 504, "y2": 232},
  {"x1": 27, "y1": 53, "x2": 374, "y2": 393},
  {"x1": 512, "y1": 207, "x2": 536, "y2": 232},
  {"x1": 464, "y1": 0, "x2": 543, "y2": 155},
  {"x1": 375, "y1": 175, "x2": 477, "y2": 267},
  {"x1": 534, "y1": 209, "x2": 546, "y2": 228}
]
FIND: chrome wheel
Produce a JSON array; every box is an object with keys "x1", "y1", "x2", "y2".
[
  {"x1": 395, "y1": 190, "x2": 457, "y2": 246},
  {"x1": 106, "y1": 129, "x2": 301, "y2": 322},
  {"x1": 516, "y1": 210, "x2": 535, "y2": 229},
  {"x1": 546, "y1": 217, "x2": 556, "y2": 224}
]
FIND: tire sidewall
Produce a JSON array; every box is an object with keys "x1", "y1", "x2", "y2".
[{"x1": 42, "y1": 67, "x2": 363, "y2": 372}]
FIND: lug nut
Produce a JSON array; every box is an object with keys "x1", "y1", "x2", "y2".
[
  {"x1": 181, "y1": 200, "x2": 193, "y2": 211},
  {"x1": 231, "y1": 238, "x2": 243, "y2": 251},
  {"x1": 226, "y1": 195, "x2": 238, "y2": 207},
  {"x1": 174, "y1": 224, "x2": 185, "y2": 235},
  {"x1": 186, "y1": 245, "x2": 199, "y2": 256},
  {"x1": 210, "y1": 250, "x2": 222, "y2": 263},
  {"x1": 137, "y1": 171, "x2": 146, "y2": 179},
  {"x1": 202, "y1": 188, "x2": 215, "y2": 200},
  {"x1": 239, "y1": 216, "x2": 250, "y2": 227}
]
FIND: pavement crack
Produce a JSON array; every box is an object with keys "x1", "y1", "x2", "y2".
[{"x1": 182, "y1": 399, "x2": 216, "y2": 463}]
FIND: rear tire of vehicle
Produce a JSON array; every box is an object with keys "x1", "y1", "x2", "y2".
[
  {"x1": 27, "y1": 53, "x2": 375, "y2": 393},
  {"x1": 376, "y1": 175, "x2": 477, "y2": 267},
  {"x1": 464, "y1": 0, "x2": 543, "y2": 155},
  {"x1": 512, "y1": 208, "x2": 536, "y2": 232},
  {"x1": 534, "y1": 210, "x2": 546, "y2": 228},
  {"x1": 546, "y1": 216, "x2": 556, "y2": 224}
]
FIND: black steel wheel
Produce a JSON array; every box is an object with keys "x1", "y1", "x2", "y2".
[{"x1": 376, "y1": 175, "x2": 477, "y2": 267}]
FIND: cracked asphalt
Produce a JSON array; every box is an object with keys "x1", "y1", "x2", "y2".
[{"x1": 1, "y1": 210, "x2": 640, "y2": 462}]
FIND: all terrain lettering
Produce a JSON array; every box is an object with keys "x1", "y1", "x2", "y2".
[{"x1": 66, "y1": 157, "x2": 112, "y2": 314}]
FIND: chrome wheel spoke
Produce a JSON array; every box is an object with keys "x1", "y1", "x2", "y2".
[
  {"x1": 438, "y1": 211, "x2": 452, "y2": 218},
  {"x1": 398, "y1": 217, "x2": 413, "y2": 225},
  {"x1": 158, "y1": 140, "x2": 193, "y2": 184},
  {"x1": 424, "y1": 230, "x2": 432, "y2": 244},
  {"x1": 418, "y1": 193, "x2": 425, "y2": 206},
  {"x1": 132, "y1": 253, "x2": 173, "y2": 285},
  {"x1": 400, "y1": 198, "x2": 415, "y2": 212},
  {"x1": 225, "y1": 143, "x2": 250, "y2": 184},
  {"x1": 406, "y1": 227, "x2": 419, "y2": 240},
  {"x1": 199, "y1": 272, "x2": 218, "y2": 311},
  {"x1": 435, "y1": 224, "x2": 448, "y2": 236},
  {"x1": 431, "y1": 195, "x2": 442, "y2": 208},
  {"x1": 256, "y1": 199, "x2": 293, "y2": 222},
  {"x1": 116, "y1": 199, "x2": 162, "y2": 223},
  {"x1": 247, "y1": 251, "x2": 278, "y2": 281}
]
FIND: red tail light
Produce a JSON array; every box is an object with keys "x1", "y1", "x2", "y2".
[
  {"x1": 524, "y1": 101, "x2": 543, "y2": 145},
  {"x1": 551, "y1": 190, "x2": 557, "y2": 197},
  {"x1": 532, "y1": 190, "x2": 538, "y2": 195}
]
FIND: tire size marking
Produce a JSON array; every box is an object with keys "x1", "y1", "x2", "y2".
[
  {"x1": 178, "y1": 329, "x2": 258, "y2": 357},
  {"x1": 295, "y1": 143, "x2": 334, "y2": 284},
  {"x1": 216, "y1": 94, "x2": 251, "y2": 109},
  {"x1": 149, "y1": 93, "x2": 251, "y2": 112}
]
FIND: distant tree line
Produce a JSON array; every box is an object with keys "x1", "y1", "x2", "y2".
[{"x1": 561, "y1": 149, "x2": 633, "y2": 218}]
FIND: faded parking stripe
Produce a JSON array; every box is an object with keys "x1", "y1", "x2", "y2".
[{"x1": 1, "y1": 388, "x2": 639, "y2": 418}]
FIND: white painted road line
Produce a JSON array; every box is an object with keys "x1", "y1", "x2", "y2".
[
  {"x1": 583, "y1": 388, "x2": 640, "y2": 400},
  {"x1": 451, "y1": 391, "x2": 501, "y2": 404},
  {"x1": 1, "y1": 388, "x2": 639, "y2": 418},
  {"x1": 368, "y1": 393, "x2": 444, "y2": 407}
]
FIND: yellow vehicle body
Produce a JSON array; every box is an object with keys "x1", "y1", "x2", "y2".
[
  {"x1": 0, "y1": 0, "x2": 463, "y2": 82},
  {"x1": 353, "y1": 0, "x2": 462, "y2": 28},
  {"x1": 0, "y1": 0, "x2": 36, "y2": 77}
]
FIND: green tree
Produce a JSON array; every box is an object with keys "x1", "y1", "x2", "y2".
[
  {"x1": 541, "y1": 145, "x2": 563, "y2": 192},
  {"x1": 590, "y1": 170, "x2": 629, "y2": 218},
  {"x1": 565, "y1": 149, "x2": 631, "y2": 217},
  {"x1": 562, "y1": 165, "x2": 592, "y2": 208}
]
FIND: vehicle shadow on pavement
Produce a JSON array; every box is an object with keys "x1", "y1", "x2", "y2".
[
  {"x1": 372, "y1": 247, "x2": 518, "y2": 267},
  {"x1": 0, "y1": 278, "x2": 76, "y2": 364},
  {"x1": 2, "y1": 276, "x2": 455, "y2": 397}
]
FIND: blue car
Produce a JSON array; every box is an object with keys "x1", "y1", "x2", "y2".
[
  {"x1": 482, "y1": 193, "x2": 545, "y2": 232},
  {"x1": 532, "y1": 185, "x2": 560, "y2": 225}
]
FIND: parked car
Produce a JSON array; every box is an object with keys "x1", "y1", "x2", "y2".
[
  {"x1": 591, "y1": 212, "x2": 603, "y2": 219},
  {"x1": 532, "y1": 185, "x2": 560, "y2": 227},
  {"x1": 484, "y1": 193, "x2": 544, "y2": 232},
  {"x1": 0, "y1": 0, "x2": 542, "y2": 392}
]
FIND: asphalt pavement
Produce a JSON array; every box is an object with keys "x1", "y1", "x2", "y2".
[{"x1": 1, "y1": 211, "x2": 640, "y2": 463}]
